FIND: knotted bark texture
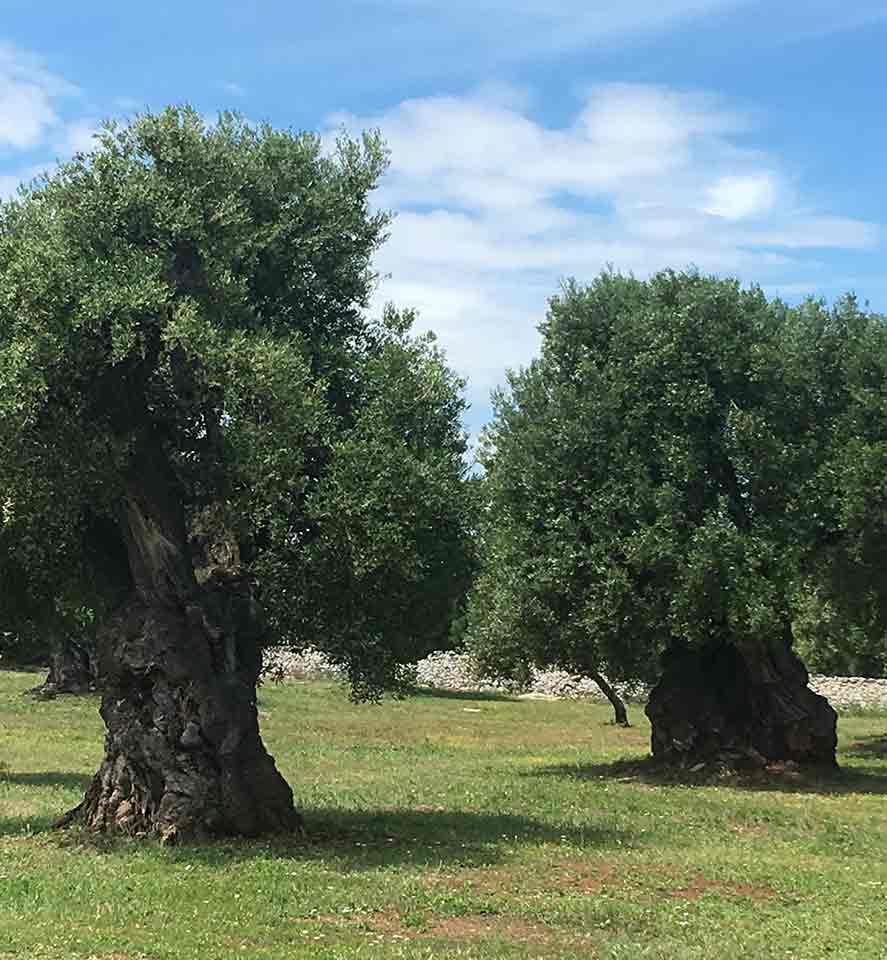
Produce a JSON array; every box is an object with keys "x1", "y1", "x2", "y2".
[
  {"x1": 71, "y1": 578, "x2": 300, "y2": 842},
  {"x1": 646, "y1": 637, "x2": 837, "y2": 769},
  {"x1": 62, "y1": 431, "x2": 300, "y2": 842}
]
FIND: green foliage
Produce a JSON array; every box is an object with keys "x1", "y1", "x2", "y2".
[
  {"x1": 792, "y1": 580, "x2": 887, "y2": 677},
  {"x1": 252, "y1": 309, "x2": 477, "y2": 696},
  {"x1": 0, "y1": 107, "x2": 474, "y2": 695},
  {"x1": 789, "y1": 297, "x2": 887, "y2": 676},
  {"x1": 467, "y1": 269, "x2": 887, "y2": 683}
]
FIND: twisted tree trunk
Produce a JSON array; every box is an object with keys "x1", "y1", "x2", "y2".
[
  {"x1": 645, "y1": 632, "x2": 837, "y2": 769},
  {"x1": 62, "y1": 428, "x2": 300, "y2": 841},
  {"x1": 588, "y1": 671, "x2": 630, "y2": 726}
]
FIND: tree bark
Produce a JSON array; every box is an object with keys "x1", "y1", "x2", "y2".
[
  {"x1": 33, "y1": 637, "x2": 94, "y2": 697},
  {"x1": 645, "y1": 634, "x2": 837, "y2": 769},
  {"x1": 588, "y1": 671, "x2": 630, "y2": 726},
  {"x1": 63, "y1": 428, "x2": 300, "y2": 841}
]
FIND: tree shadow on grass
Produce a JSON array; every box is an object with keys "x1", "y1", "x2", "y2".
[
  {"x1": 410, "y1": 686, "x2": 517, "y2": 703},
  {"x1": 524, "y1": 755, "x2": 887, "y2": 796},
  {"x1": 0, "y1": 813, "x2": 63, "y2": 837},
  {"x1": 51, "y1": 805, "x2": 638, "y2": 870},
  {"x1": 0, "y1": 771, "x2": 92, "y2": 791},
  {"x1": 0, "y1": 772, "x2": 93, "y2": 838}
]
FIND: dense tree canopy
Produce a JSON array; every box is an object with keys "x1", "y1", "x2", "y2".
[
  {"x1": 0, "y1": 107, "x2": 474, "y2": 837},
  {"x1": 468, "y1": 270, "x2": 887, "y2": 766},
  {"x1": 790, "y1": 302, "x2": 887, "y2": 677}
]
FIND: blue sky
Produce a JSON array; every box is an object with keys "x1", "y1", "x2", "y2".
[{"x1": 2, "y1": 1, "x2": 886, "y2": 439}]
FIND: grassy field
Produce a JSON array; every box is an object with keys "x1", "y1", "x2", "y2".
[{"x1": 2, "y1": 670, "x2": 887, "y2": 959}]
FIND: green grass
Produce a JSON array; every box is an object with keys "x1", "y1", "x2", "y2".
[{"x1": 2, "y1": 670, "x2": 887, "y2": 959}]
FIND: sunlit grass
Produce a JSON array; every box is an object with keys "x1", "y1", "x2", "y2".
[{"x1": 2, "y1": 669, "x2": 887, "y2": 958}]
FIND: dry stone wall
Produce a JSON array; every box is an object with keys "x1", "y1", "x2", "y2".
[{"x1": 263, "y1": 648, "x2": 887, "y2": 711}]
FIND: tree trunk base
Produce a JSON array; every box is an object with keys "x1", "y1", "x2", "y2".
[
  {"x1": 74, "y1": 740, "x2": 302, "y2": 844},
  {"x1": 62, "y1": 580, "x2": 301, "y2": 842},
  {"x1": 30, "y1": 641, "x2": 95, "y2": 699},
  {"x1": 645, "y1": 641, "x2": 837, "y2": 769}
]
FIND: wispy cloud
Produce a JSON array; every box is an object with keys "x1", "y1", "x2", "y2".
[
  {"x1": 0, "y1": 45, "x2": 104, "y2": 197},
  {"x1": 374, "y1": 0, "x2": 750, "y2": 56},
  {"x1": 332, "y1": 83, "x2": 880, "y2": 426},
  {"x1": 756, "y1": 0, "x2": 887, "y2": 42},
  {"x1": 360, "y1": 0, "x2": 887, "y2": 66},
  {"x1": 0, "y1": 43, "x2": 77, "y2": 150},
  {"x1": 53, "y1": 118, "x2": 100, "y2": 156}
]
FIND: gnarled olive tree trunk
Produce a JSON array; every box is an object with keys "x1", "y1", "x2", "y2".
[
  {"x1": 62, "y1": 430, "x2": 300, "y2": 842},
  {"x1": 645, "y1": 632, "x2": 837, "y2": 769}
]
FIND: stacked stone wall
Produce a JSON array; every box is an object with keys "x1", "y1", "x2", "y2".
[{"x1": 263, "y1": 648, "x2": 887, "y2": 711}]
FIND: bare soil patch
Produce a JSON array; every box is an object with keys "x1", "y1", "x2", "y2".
[
  {"x1": 427, "y1": 914, "x2": 554, "y2": 943},
  {"x1": 669, "y1": 874, "x2": 776, "y2": 902}
]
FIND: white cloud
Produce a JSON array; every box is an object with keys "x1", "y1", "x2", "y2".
[
  {"x1": 54, "y1": 118, "x2": 100, "y2": 156},
  {"x1": 0, "y1": 44, "x2": 77, "y2": 151},
  {"x1": 0, "y1": 47, "x2": 105, "y2": 200},
  {"x1": 337, "y1": 84, "x2": 742, "y2": 220},
  {"x1": 0, "y1": 81, "x2": 58, "y2": 150},
  {"x1": 705, "y1": 173, "x2": 778, "y2": 220},
  {"x1": 335, "y1": 84, "x2": 880, "y2": 429}
]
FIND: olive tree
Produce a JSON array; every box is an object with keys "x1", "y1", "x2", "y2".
[
  {"x1": 467, "y1": 270, "x2": 873, "y2": 769},
  {"x1": 0, "y1": 108, "x2": 474, "y2": 839}
]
